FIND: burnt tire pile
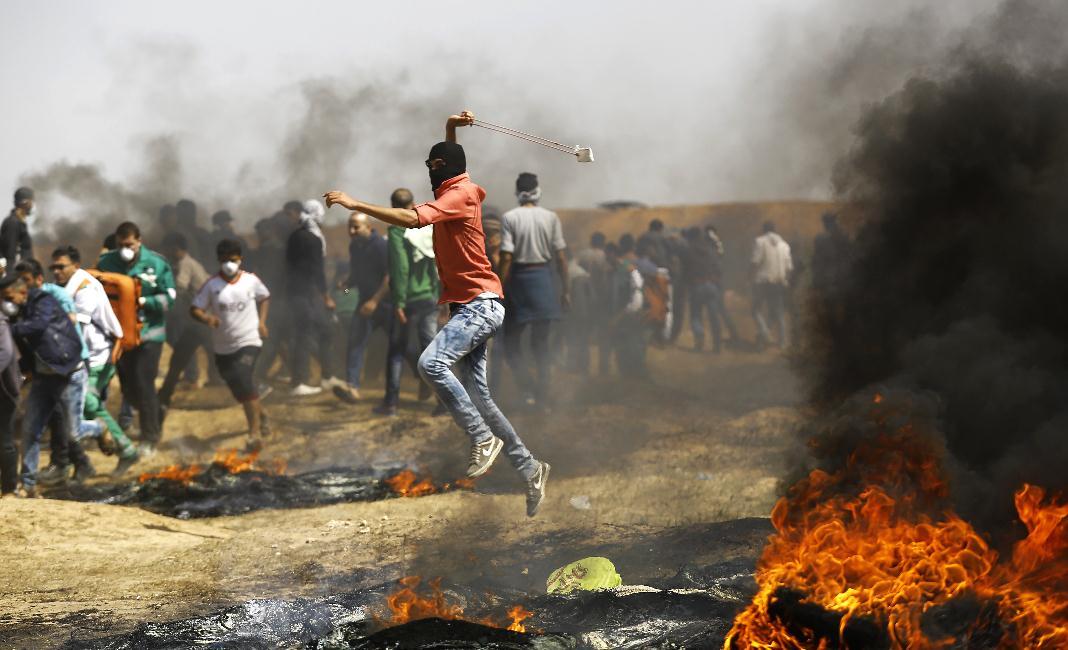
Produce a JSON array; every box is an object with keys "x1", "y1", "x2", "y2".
[
  {"x1": 51, "y1": 463, "x2": 407, "y2": 519},
  {"x1": 61, "y1": 559, "x2": 760, "y2": 649}
]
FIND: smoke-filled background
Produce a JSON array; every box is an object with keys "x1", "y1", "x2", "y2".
[
  {"x1": 798, "y1": 0, "x2": 1068, "y2": 538},
  {"x1": 1, "y1": 0, "x2": 1007, "y2": 241}
]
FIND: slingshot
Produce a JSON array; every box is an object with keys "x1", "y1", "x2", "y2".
[{"x1": 471, "y1": 119, "x2": 594, "y2": 163}]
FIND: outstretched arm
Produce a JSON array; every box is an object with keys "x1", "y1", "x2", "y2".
[
  {"x1": 445, "y1": 110, "x2": 475, "y2": 143},
  {"x1": 323, "y1": 193, "x2": 419, "y2": 228}
]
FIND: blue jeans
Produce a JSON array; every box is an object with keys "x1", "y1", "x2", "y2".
[
  {"x1": 21, "y1": 371, "x2": 73, "y2": 488},
  {"x1": 418, "y1": 298, "x2": 538, "y2": 480},
  {"x1": 346, "y1": 302, "x2": 392, "y2": 388},
  {"x1": 384, "y1": 300, "x2": 438, "y2": 406},
  {"x1": 690, "y1": 282, "x2": 723, "y2": 351}
]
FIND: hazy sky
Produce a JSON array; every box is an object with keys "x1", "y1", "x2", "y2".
[{"x1": 0, "y1": 0, "x2": 997, "y2": 225}]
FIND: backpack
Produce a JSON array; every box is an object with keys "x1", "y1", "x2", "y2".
[
  {"x1": 637, "y1": 264, "x2": 673, "y2": 343},
  {"x1": 88, "y1": 270, "x2": 142, "y2": 355}
]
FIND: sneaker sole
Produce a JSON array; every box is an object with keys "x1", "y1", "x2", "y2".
[
  {"x1": 332, "y1": 386, "x2": 358, "y2": 404},
  {"x1": 528, "y1": 462, "x2": 551, "y2": 517},
  {"x1": 467, "y1": 438, "x2": 504, "y2": 478}
]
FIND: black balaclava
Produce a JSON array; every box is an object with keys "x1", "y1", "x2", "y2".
[{"x1": 428, "y1": 141, "x2": 466, "y2": 191}]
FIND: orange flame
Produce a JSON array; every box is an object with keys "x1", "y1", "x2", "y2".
[
  {"x1": 385, "y1": 470, "x2": 477, "y2": 498},
  {"x1": 725, "y1": 399, "x2": 1068, "y2": 649},
  {"x1": 383, "y1": 576, "x2": 533, "y2": 634},
  {"x1": 385, "y1": 470, "x2": 438, "y2": 497},
  {"x1": 138, "y1": 463, "x2": 202, "y2": 484},
  {"x1": 137, "y1": 449, "x2": 285, "y2": 484},
  {"x1": 505, "y1": 604, "x2": 533, "y2": 633}
]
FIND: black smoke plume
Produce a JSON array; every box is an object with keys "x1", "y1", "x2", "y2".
[{"x1": 802, "y1": 0, "x2": 1068, "y2": 534}]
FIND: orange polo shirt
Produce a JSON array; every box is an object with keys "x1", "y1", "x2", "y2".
[{"x1": 414, "y1": 173, "x2": 503, "y2": 305}]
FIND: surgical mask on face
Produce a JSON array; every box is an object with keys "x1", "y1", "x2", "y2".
[
  {"x1": 1, "y1": 301, "x2": 19, "y2": 317},
  {"x1": 119, "y1": 246, "x2": 136, "y2": 263},
  {"x1": 220, "y1": 260, "x2": 240, "y2": 277}
]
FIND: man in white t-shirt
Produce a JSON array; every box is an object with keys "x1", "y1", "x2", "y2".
[
  {"x1": 750, "y1": 220, "x2": 794, "y2": 349},
  {"x1": 191, "y1": 239, "x2": 271, "y2": 451}
]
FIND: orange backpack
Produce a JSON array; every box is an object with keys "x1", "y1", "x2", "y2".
[{"x1": 88, "y1": 270, "x2": 142, "y2": 355}]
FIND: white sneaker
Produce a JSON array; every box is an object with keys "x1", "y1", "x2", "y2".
[
  {"x1": 320, "y1": 377, "x2": 345, "y2": 391},
  {"x1": 290, "y1": 384, "x2": 323, "y2": 397}
]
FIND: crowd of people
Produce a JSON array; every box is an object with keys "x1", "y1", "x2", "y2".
[{"x1": 0, "y1": 112, "x2": 840, "y2": 515}]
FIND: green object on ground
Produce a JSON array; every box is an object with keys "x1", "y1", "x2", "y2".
[{"x1": 546, "y1": 557, "x2": 622, "y2": 594}]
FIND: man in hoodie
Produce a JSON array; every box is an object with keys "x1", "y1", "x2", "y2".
[
  {"x1": 750, "y1": 220, "x2": 793, "y2": 350},
  {"x1": 324, "y1": 110, "x2": 551, "y2": 517},
  {"x1": 0, "y1": 273, "x2": 84, "y2": 497},
  {"x1": 1, "y1": 187, "x2": 35, "y2": 273},
  {"x1": 98, "y1": 221, "x2": 176, "y2": 456},
  {"x1": 51, "y1": 246, "x2": 140, "y2": 476}
]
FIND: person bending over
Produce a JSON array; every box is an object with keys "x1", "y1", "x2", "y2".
[{"x1": 324, "y1": 111, "x2": 550, "y2": 517}]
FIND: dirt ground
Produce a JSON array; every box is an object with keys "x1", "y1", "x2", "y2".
[{"x1": 0, "y1": 328, "x2": 803, "y2": 648}]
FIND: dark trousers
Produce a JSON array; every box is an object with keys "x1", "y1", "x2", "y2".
[
  {"x1": 116, "y1": 341, "x2": 164, "y2": 444},
  {"x1": 0, "y1": 393, "x2": 16, "y2": 494},
  {"x1": 290, "y1": 294, "x2": 335, "y2": 386},
  {"x1": 690, "y1": 281, "x2": 724, "y2": 352},
  {"x1": 159, "y1": 323, "x2": 213, "y2": 405},
  {"x1": 384, "y1": 300, "x2": 437, "y2": 406},
  {"x1": 256, "y1": 309, "x2": 290, "y2": 382},
  {"x1": 504, "y1": 318, "x2": 553, "y2": 403},
  {"x1": 614, "y1": 317, "x2": 649, "y2": 377}
]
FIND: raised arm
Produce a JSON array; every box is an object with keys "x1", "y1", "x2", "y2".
[{"x1": 445, "y1": 110, "x2": 475, "y2": 143}]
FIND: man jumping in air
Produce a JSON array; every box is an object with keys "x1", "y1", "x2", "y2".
[{"x1": 324, "y1": 111, "x2": 550, "y2": 517}]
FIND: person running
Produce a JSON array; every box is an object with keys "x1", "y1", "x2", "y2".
[
  {"x1": 0, "y1": 273, "x2": 83, "y2": 497},
  {"x1": 50, "y1": 246, "x2": 140, "y2": 476},
  {"x1": 15, "y1": 259, "x2": 95, "y2": 484},
  {"x1": 324, "y1": 110, "x2": 551, "y2": 517},
  {"x1": 191, "y1": 239, "x2": 271, "y2": 452},
  {"x1": 97, "y1": 222, "x2": 176, "y2": 457}
]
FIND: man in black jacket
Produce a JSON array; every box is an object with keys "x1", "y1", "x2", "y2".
[
  {"x1": 283, "y1": 200, "x2": 339, "y2": 396},
  {"x1": 0, "y1": 274, "x2": 83, "y2": 497},
  {"x1": 1, "y1": 187, "x2": 35, "y2": 275}
]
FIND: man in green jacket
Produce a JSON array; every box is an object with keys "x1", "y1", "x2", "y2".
[
  {"x1": 97, "y1": 221, "x2": 176, "y2": 456},
  {"x1": 375, "y1": 188, "x2": 441, "y2": 416}
]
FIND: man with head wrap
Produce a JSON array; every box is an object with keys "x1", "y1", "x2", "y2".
[
  {"x1": 325, "y1": 111, "x2": 551, "y2": 517},
  {"x1": 498, "y1": 172, "x2": 569, "y2": 410},
  {"x1": 1, "y1": 187, "x2": 36, "y2": 274},
  {"x1": 283, "y1": 199, "x2": 342, "y2": 396}
]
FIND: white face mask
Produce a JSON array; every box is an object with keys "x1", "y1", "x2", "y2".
[
  {"x1": 1, "y1": 301, "x2": 19, "y2": 317},
  {"x1": 119, "y1": 246, "x2": 136, "y2": 263},
  {"x1": 220, "y1": 260, "x2": 240, "y2": 277}
]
